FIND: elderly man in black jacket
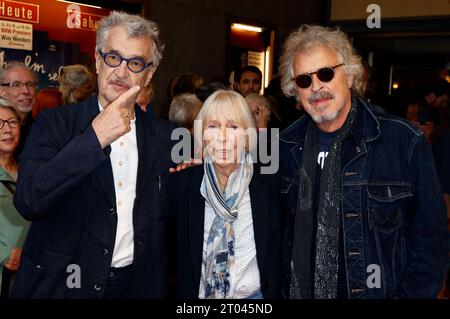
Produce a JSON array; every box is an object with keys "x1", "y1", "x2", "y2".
[{"x1": 11, "y1": 11, "x2": 174, "y2": 299}]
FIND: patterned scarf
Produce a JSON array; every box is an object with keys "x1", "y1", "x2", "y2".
[
  {"x1": 290, "y1": 100, "x2": 357, "y2": 299},
  {"x1": 200, "y1": 152, "x2": 254, "y2": 299}
]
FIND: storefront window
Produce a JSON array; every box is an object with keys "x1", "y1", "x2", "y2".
[{"x1": 0, "y1": 0, "x2": 112, "y2": 88}]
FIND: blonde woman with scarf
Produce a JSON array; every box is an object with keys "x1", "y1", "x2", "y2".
[{"x1": 169, "y1": 90, "x2": 283, "y2": 299}]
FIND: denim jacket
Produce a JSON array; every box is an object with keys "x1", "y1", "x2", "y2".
[{"x1": 279, "y1": 96, "x2": 448, "y2": 299}]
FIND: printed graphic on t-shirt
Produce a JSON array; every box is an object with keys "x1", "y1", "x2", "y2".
[{"x1": 317, "y1": 151, "x2": 328, "y2": 170}]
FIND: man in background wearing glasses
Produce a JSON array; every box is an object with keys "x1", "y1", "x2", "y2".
[
  {"x1": 0, "y1": 61, "x2": 38, "y2": 153},
  {"x1": 10, "y1": 11, "x2": 174, "y2": 299},
  {"x1": 278, "y1": 25, "x2": 448, "y2": 299}
]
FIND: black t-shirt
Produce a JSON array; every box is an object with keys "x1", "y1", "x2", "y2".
[{"x1": 311, "y1": 129, "x2": 348, "y2": 298}]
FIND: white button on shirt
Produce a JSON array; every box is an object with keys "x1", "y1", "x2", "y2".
[{"x1": 98, "y1": 102, "x2": 138, "y2": 268}]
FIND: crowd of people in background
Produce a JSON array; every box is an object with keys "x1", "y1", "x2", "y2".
[{"x1": 0, "y1": 10, "x2": 448, "y2": 300}]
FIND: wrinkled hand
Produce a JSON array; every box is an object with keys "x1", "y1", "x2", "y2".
[
  {"x1": 4, "y1": 247, "x2": 22, "y2": 271},
  {"x1": 92, "y1": 86, "x2": 141, "y2": 149}
]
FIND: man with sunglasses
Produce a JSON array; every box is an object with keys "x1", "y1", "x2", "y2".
[
  {"x1": 11, "y1": 12, "x2": 174, "y2": 299},
  {"x1": 279, "y1": 25, "x2": 448, "y2": 299}
]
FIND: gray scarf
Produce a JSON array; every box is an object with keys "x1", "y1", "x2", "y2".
[{"x1": 200, "y1": 153, "x2": 254, "y2": 298}]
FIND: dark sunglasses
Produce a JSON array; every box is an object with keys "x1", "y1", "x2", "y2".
[{"x1": 293, "y1": 63, "x2": 345, "y2": 89}]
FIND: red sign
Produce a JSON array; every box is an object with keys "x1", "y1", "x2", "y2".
[
  {"x1": 0, "y1": 0, "x2": 39, "y2": 23},
  {"x1": 0, "y1": 0, "x2": 112, "y2": 62}
]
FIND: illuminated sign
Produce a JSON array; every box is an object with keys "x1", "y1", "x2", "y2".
[{"x1": 0, "y1": 0, "x2": 39, "y2": 24}]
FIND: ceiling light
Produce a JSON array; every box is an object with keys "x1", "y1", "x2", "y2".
[
  {"x1": 57, "y1": 0, "x2": 102, "y2": 10},
  {"x1": 232, "y1": 23, "x2": 262, "y2": 33}
]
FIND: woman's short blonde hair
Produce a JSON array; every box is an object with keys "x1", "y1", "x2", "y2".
[{"x1": 193, "y1": 89, "x2": 257, "y2": 152}]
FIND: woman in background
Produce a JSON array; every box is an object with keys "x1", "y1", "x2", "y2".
[
  {"x1": 58, "y1": 64, "x2": 95, "y2": 105},
  {"x1": 0, "y1": 100, "x2": 30, "y2": 298},
  {"x1": 245, "y1": 93, "x2": 271, "y2": 130}
]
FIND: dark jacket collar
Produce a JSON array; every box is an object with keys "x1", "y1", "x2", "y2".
[
  {"x1": 86, "y1": 94, "x2": 100, "y2": 118},
  {"x1": 349, "y1": 96, "x2": 381, "y2": 144}
]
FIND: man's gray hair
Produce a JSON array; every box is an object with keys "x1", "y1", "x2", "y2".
[
  {"x1": 96, "y1": 11, "x2": 164, "y2": 67},
  {"x1": 279, "y1": 25, "x2": 363, "y2": 97},
  {"x1": 169, "y1": 93, "x2": 202, "y2": 129},
  {"x1": 0, "y1": 61, "x2": 38, "y2": 83}
]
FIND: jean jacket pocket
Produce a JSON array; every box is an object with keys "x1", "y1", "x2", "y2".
[{"x1": 367, "y1": 184, "x2": 413, "y2": 233}]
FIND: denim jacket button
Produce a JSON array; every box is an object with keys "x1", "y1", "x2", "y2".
[
  {"x1": 351, "y1": 288, "x2": 364, "y2": 294},
  {"x1": 348, "y1": 250, "x2": 362, "y2": 256}
]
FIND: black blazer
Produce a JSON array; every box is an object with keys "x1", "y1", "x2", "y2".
[
  {"x1": 168, "y1": 164, "x2": 283, "y2": 299},
  {"x1": 11, "y1": 95, "x2": 174, "y2": 298}
]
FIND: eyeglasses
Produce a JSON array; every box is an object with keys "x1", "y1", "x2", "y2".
[
  {"x1": 0, "y1": 81, "x2": 38, "y2": 90},
  {"x1": 0, "y1": 118, "x2": 20, "y2": 129},
  {"x1": 98, "y1": 50, "x2": 153, "y2": 73},
  {"x1": 293, "y1": 63, "x2": 345, "y2": 89}
]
